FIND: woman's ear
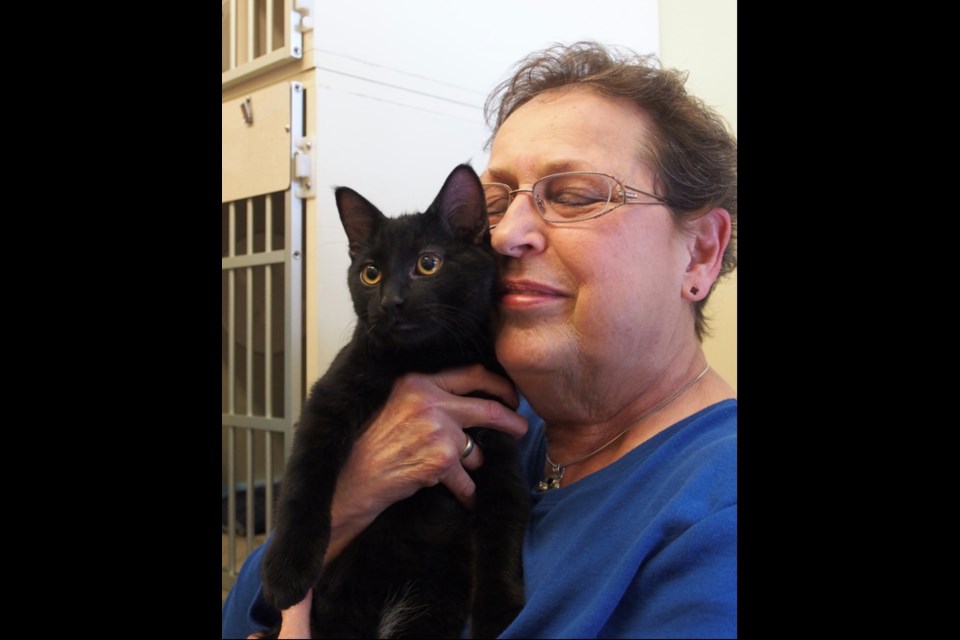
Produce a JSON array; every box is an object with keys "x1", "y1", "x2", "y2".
[{"x1": 682, "y1": 207, "x2": 732, "y2": 301}]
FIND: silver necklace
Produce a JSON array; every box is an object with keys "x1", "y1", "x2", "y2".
[{"x1": 537, "y1": 364, "x2": 710, "y2": 492}]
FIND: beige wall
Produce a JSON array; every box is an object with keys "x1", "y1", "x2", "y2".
[{"x1": 660, "y1": 0, "x2": 738, "y2": 390}]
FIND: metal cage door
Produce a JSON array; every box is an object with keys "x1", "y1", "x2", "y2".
[{"x1": 222, "y1": 81, "x2": 307, "y2": 593}]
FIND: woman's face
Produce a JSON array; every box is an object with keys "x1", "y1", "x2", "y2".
[{"x1": 483, "y1": 87, "x2": 696, "y2": 389}]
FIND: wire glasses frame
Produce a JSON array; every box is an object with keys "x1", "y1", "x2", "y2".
[{"x1": 482, "y1": 171, "x2": 668, "y2": 228}]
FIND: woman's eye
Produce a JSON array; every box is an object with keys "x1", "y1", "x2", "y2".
[
  {"x1": 551, "y1": 189, "x2": 601, "y2": 206},
  {"x1": 416, "y1": 253, "x2": 442, "y2": 276},
  {"x1": 360, "y1": 264, "x2": 381, "y2": 285}
]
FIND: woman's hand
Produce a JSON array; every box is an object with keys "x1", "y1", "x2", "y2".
[
  {"x1": 327, "y1": 364, "x2": 528, "y2": 561},
  {"x1": 247, "y1": 589, "x2": 314, "y2": 639},
  {"x1": 277, "y1": 588, "x2": 313, "y2": 639}
]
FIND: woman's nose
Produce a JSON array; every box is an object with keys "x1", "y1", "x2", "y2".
[{"x1": 490, "y1": 190, "x2": 547, "y2": 258}]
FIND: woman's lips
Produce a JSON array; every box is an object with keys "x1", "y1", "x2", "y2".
[{"x1": 498, "y1": 279, "x2": 568, "y2": 310}]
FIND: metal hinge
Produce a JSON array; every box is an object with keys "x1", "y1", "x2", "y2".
[{"x1": 292, "y1": 136, "x2": 315, "y2": 199}]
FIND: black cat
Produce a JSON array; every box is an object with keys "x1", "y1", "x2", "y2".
[{"x1": 260, "y1": 164, "x2": 528, "y2": 639}]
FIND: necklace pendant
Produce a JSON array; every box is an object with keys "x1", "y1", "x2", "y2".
[
  {"x1": 537, "y1": 476, "x2": 562, "y2": 492},
  {"x1": 536, "y1": 465, "x2": 564, "y2": 492}
]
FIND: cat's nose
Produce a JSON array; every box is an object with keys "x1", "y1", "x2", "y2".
[{"x1": 380, "y1": 293, "x2": 404, "y2": 310}]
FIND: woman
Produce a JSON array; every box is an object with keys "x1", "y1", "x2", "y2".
[{"x1": 223, "y1": 41, "x2": 737, "y2": 639}]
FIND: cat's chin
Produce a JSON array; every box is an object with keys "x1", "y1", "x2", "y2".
[
  {"x1": 383, "y1": 329, "x2": 439, "y2": 348},
  {"x1": 376, "y1": 327, "x2": 462, "y2": 355},
  {"x1": 371, "y1": 319, "x2": 427, "y2": 339}
]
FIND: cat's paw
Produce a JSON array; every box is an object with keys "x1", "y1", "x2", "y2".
[
  {"x1": 261, "y1": 568, "x2": 316, "y2": 611},
  {"x1": 261, "y1": 541, "x2": 324, "y2": 611}
]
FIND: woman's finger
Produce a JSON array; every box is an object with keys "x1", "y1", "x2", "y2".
[
  {"x1": 433, "y1": 364, "x2": 520, "y2": 409},
  {"x1": 458, "y1": 431, "x2": 484, "y2": 472}
]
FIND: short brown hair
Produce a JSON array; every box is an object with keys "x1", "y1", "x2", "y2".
[{"x1": 484, "y1": 41, "x2": 737, "y2": 340}]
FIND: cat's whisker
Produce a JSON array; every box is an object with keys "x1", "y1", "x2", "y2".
[{"x1": 424, "y1": 304, "x2": 489, "y2": 357}]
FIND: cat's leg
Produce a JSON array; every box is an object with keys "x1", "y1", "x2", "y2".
[
  {"x1": 310, "y1": 504, "x2": 472, "y2": 639},
  {"x1": 307, "y1": 551, "x2": 384, "y2": 639},
  {"x1": 465, "y1": 428, "x2": 528, "y2": 639},
  {"x1": 260, "y1": 410, "x2": 348, "y2": 611},
  {"x1": 378, "y1": 490, "x2": 473, "y2": 638},
  {"x1": 377, "y1": 546, "x2": 472, "y2": 638}
]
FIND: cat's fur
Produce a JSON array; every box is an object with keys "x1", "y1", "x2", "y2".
[{"x1": 260, "y1": 164, "x2": 528, "y2": 639}]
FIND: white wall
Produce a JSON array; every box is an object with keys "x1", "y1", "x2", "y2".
[
  {"x1": 660, "y1": 0, "x2": 737, "y2": 389},
  {"x1": 312, "y1": 0, "x2": 661, "y2": 112},
  {"x1": 308, "y1": 0, "x2": 662, "y2": 207},
  {"x1": 306, "y1": 1, "x2": 663, "y2": 375}
]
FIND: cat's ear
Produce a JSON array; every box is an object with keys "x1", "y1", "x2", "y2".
[
  {"x1": 432, "y1": 164, "x2": 489, "y2": 246},
  {"x1": 335, "y1": 187, "x2": 385, "y2": 258}
]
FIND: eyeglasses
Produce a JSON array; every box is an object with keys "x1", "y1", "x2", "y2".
[{"x1": 482, "y1": 171, "x2": 668, "y2": 228}]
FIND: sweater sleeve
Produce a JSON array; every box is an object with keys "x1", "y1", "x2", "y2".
[
  {"x1": 221, "y1": 541, "x2": 278, "y2": 639},
  {"x1": 602, "y1": 503, "x2": 738, "y2": 639}
]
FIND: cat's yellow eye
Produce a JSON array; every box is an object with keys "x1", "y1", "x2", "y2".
[
  {"x1": 360, "y1": 263, "x2": 382, "y2": 286},
  {"x1": 416, "y1": 253, "x2": 443, "y2": 276}
]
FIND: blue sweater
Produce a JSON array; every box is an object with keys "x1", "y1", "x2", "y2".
[{"x1": 222, "y1": 399, "x2": 737, "y2": 639}]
